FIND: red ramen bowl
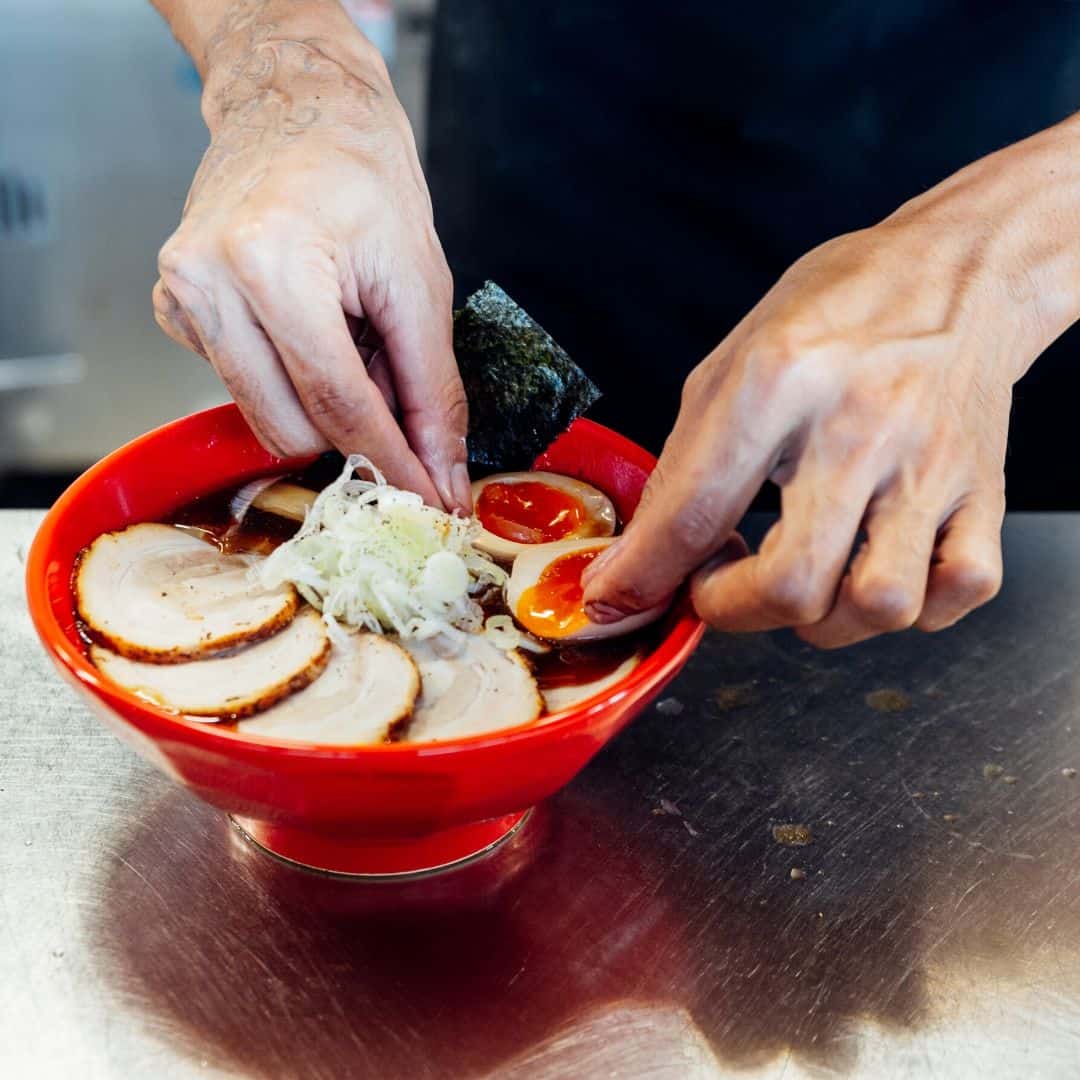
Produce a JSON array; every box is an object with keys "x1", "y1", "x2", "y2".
[{"x1": 26, "y1": 405, "x2": 704, "y2": 877}]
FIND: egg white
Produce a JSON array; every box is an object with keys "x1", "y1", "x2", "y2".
[
  {"x1": 506, "y1": 536, "x2": 667, "y2": 642},
  {"x1": 471, "y1": 471, "x2": 616, "y2": 562}
]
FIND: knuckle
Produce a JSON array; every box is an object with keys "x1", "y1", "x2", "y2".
[
  {"x1": 817, "y1": 401, "x2": 887, "y2": 461},
  {"x1": 151, "y1": 279, "x2": 177, "y2": 323},
  {"x1": 303, "y1": 380, "x2": 363, "y2": 436},
  {"x1": 442, "y1": 379, "x2": 469, "y2": 433},
  {"x1": 635, "y1": 457, "x2": 677, "y2": 516},
  {"x1": 741, "y1": 330, "x2": 805, "y2": 396},
  {"x1": 245, "y1": 407, "x2": 320, "y2": 460},
  {"x1": 152, "y1": 277, "x2": 209, "y2": 359},
  {"x1": 947, "y1": 553, "x2": 1003, "y2": 607},
  {"x1": 759, "y1": 561, "x2": 833, "y2": 625},
  {"x1": 669, "y1": 499, "x2": 720, "y2": 557},
  {"x1": 157, "y1": 235, "x2": 198, "y2": 279},
  {"x1": 849, "y1": 574, "x2": 921, "y2": 630},
  {"x1": 222, "y1": 218, "x2": 279, "y2": 291},
  {"x1": 744, "y1": 330, "x2": 797, "y2": 376},
  {"x1": 681, "y1": 362, "x2": 710, "y2": 403},
  {"x1": 267, "y1": 429, "x2": 324, "y2": 459},
  {"x1": 157, "y1": 236, "x2": 211, "y2": 304}
]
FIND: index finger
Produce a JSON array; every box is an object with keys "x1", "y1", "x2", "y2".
[
  {"x1": 365, "y1": 259, "x2": 471, "y2": 513},
  {"x1": 581, "y1": 366, "x2": 782, "y2": 621},
  {"x1": 231, "y1": 238, "x2": 443, "y2": 504}
]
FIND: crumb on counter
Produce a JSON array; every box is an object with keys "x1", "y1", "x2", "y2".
[
  {"x1": 772, "y1": 823, "x2": 813, "y2": 846},
  {"x1": 865, "y1": 688, "x2": 912, "y2": 713}
]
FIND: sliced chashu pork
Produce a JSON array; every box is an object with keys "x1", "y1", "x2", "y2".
[
  {"x1": 238, "y1": 632, "x2": 419, "y2": 745},
  {"x1": 402, "y1": 635, "x2": 542, "y2": 742},
  {"x1": 75, "y1": 523, "x2": 297, "y2": 661},
  {"x1": 91, "y1": 607, "x2": 330, "y2": 718},
  {"x1": 540, "y1": 651, "x2": 643, "y2": 717}
]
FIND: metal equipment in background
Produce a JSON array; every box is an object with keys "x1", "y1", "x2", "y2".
[
  {"x1": 0, "y1": 0, "x2": 434, "y2": 502},
  {"x1": 0, "y1": 0, "x2": 226, "y2": 482}
]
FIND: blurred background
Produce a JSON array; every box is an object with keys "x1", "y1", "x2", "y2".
[
  {"x1": 0, "y1": 0, "x2": 434, "y2": 507},
  {"x1": 4, "y1": 2, "x2": 1075, "y2": 512}
]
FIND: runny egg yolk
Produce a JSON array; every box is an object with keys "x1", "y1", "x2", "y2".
[
  {"x1": 515, "y1": 547, "x2": 603, "y2": 638},
  {"x1": 476, "y1": 481, "x2": 586, "y2": 544}
]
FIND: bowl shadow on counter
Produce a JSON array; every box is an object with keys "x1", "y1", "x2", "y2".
[
  {"x1": 84, "y1": 519, "x2": 1080, "y2": 1077},
  {"x1": 87, "y1": 742, "x2": 932, "y2": 1079}
]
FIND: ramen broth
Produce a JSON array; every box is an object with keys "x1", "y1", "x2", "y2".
[{"x1": 162, "y1": 458, "x2": 648, "y2": 711}]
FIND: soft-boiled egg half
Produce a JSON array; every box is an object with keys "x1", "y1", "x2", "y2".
[
  {"x1": 506, "y1": 536, "x2": 667, "y2": 642},
  {"x1": 471, "y1": 471, "x2": 617, "y2": 562}
]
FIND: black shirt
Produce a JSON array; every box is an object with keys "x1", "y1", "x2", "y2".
[{"x1": 427, "y1": 2, "x2": 1080, "y2": 508}]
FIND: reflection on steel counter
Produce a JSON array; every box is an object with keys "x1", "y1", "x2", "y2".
[{"x1": 4, "y1": 512, "x2": 1080, "y2": 1077}]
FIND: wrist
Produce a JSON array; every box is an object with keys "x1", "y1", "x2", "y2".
[
  {"x1": 888, "y1": 116, "x2": 1080, "y2": 380},
  {"x1": 199, "y1": 2, "x2": 391, "y2": 134}
]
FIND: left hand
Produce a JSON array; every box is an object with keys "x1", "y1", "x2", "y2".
[{"x1": 582, "y1": 201, "x2": 1051, "y2": 647}]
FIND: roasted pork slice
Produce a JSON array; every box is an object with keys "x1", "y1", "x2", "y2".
[
  {"x1": 251, "y1": 482, "x2": 317, "y2": 523},
  {"x1": 402, "y1": 635, "x2": 542, "y2": 741},
  {"x1": 75, "y1": 523, "x2": 297, "y2": 661},
  {"x1": 90, "y1": 607, "x2": 330, "y2": 718},
  {"x1": 238, "y1": 632, "x2": 419, "y2": 745},
  {"x1": 228, "y1": 478, "x2": 317, "y2": 526}
]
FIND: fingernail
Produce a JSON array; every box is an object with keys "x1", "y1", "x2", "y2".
[
  {"x1": 585, "y1": 600, "x2": 633, "y2": 625},
  {"x1": 427, "y1": 458, "x2": 453, "y2": 510},
  {"x1": 451, "y1": 461, "x2": 473, "y2": 513}
]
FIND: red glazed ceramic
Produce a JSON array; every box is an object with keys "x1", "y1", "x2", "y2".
[{"x1": 26, "y1": 405, "x2": 704, "y2": 876}]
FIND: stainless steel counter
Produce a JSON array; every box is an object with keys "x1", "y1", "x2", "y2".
[{"x1": 4, "y1": 509, "x2": 1080, "y2": 1079}]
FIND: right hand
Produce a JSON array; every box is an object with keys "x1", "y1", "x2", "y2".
[{"x1": 153, "y1": 24, "x2": 469, "y2": 510}]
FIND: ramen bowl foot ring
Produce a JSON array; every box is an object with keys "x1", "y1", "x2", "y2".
[{"x1": 229, "y1": 809, "x2": 532, "y2": 879}]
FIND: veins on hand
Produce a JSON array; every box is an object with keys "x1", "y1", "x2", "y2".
[{"x1": 185, "y1": 1, "x2": 389, "y2": 214}]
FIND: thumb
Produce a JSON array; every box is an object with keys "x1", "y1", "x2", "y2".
[{"x1": 581, "y1": 432, "x2": 767, "y2": 625}]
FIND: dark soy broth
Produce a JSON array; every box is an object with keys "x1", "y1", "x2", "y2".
[{"x1": 162, "y1": 456, "x2": 649, "y2": 705}]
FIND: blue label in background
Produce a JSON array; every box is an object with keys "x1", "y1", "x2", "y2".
[{"x1": 176, "y1": 58, "x2": 202, "y2": 94}]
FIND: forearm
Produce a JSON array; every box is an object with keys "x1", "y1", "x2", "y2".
[
  {"x1": 150, "y1": 0, "x2": 390, "y2": 126},
  {"x1": 886, "y1": 112, "x2": 1080, "y2": 376}
]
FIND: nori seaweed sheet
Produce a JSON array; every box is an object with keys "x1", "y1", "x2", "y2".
[{"x1": 455, "y1": 281, "x2": 601, "y2": 471}]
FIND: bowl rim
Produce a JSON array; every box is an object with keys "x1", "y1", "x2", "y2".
[{"x1": 26, "y1": 405, "x2": 704, "y2": 761}]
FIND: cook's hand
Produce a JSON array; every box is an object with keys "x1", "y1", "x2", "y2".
[
  {"x1": 583, "y1": 149, "x2": 1078, "y2": 646},
  {"x1": 152, "y1": 17, "x2": 467, "y2": 509}
]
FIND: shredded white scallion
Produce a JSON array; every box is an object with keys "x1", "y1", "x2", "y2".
[
  {"x1": 257, "y1": 455, "x2": 513, "y2": 649},
  {"x1": 484, "y1": 613, "x2": 521, "y2": 651}
]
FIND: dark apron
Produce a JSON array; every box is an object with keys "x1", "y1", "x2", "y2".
[{"x1": 427, "y1": 2, "x2": 1080, "y2": 508}]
